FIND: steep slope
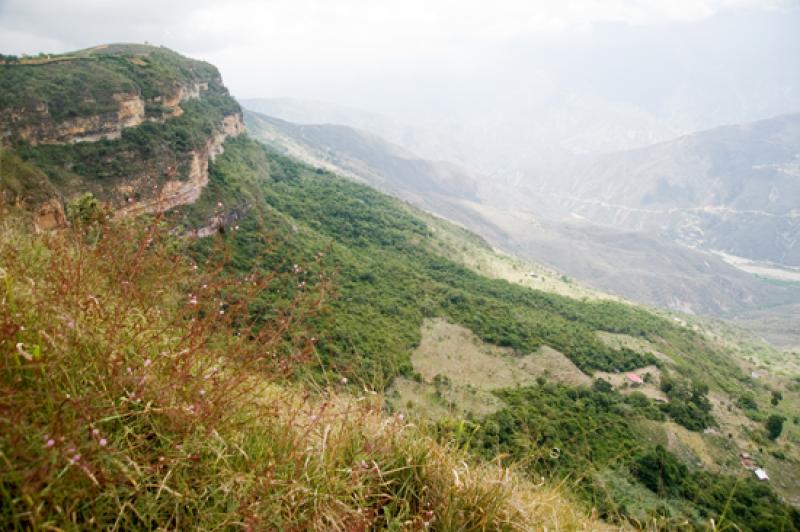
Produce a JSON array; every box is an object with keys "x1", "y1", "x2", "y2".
[
  {"x1": 241, "y1": 97, "x2": 463, "y2": 165},
  {"x1": 245, "y1": 107, "x2": 800, "y2": 318},
  {"x1": 183, "y1": 137, "x2": 800, "y2": 523},
  {"x1": 534, "y1": 113, "x2": 800, "y2": 268},
  {"x1": 3, "y1": 45, "x2": 799, "y2": 529},
  {"x1": 244, "y1": 110, "x2": 481, "y2": 218}
]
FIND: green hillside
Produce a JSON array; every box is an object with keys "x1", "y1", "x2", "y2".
[
  {"x1": 1, "y1": 45, "x2": 799, "y2": 530},
  {"x1": 179, "y1": 136, "x2": 799, "y2": 528}
]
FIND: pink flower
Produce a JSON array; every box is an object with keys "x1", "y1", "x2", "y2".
[
  {"x1": 99, "y1": 438, "x2": 108, "y2": 447},
  {"x1": 144, "y1": 359, "x2": 152, "y2": 367},
  {"x1": 91, "y1": 428, "x2": 100, "y2": 437},
  {"x1": 46, "y1": 439, "x2": 55, "y2": 448}
]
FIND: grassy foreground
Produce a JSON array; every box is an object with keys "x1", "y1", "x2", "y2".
[{"x1": 0, "y1": 217, "x2": 605, "y2": 530}]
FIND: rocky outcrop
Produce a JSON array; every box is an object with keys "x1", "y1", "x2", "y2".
[
  {"x1": 1, "y1": 80, "x2": 212, "y2": 145},
  {"x1": 117, "y1": 112, "x2": 246, "y2": 217},
  {"x1": 33, "y1": 198, "x2": 66, "y2": 231}
]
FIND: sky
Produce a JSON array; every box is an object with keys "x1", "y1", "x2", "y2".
[
  {"x1": 1, "y1": 0, "x2": 798, "y2": 165},
  {"x1": 0, "y1": 0, "x2": 794, "y2": 97}
]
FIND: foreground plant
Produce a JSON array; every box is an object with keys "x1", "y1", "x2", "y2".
[{"x1": 0, "y1": 217, "x2": 604, "y2": 530}]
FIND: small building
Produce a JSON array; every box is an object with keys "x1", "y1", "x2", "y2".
[
  {"x1": 625, "y1": 372, "x2": 644, "y2": 386},
  {"x1": 754, "y1": 468, "x2": 769, "y2": 481}
]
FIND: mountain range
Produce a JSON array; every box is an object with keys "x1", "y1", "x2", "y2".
[{"x1": 2, "y1": 44, "x2": 799, "y2": 529}]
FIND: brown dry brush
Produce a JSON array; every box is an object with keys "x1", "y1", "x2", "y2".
[
  {"x1": 0, "y1": 215, "x2": 608, "y2": 531},
  {"x1": 0, "y1": 215, "x2": 331, "y2": 528}
]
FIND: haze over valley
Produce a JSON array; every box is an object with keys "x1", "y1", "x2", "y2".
[{"x1": 2, "y1": 1, "x2": 800, "y2": 529}]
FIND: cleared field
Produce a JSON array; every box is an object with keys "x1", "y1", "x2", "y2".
[{"x1": 388, "y1": 318, "x2": 595, "y2": 419}]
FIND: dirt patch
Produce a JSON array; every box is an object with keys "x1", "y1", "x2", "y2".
[
  {"x1": 663, "y1": 421, "x2": 718, "y2": 470},
  {"x1": 412, "y1": 319, "x2": 530, "y2": 388},
  {"x1": 389, "y1": 377, "x2": 505, "y2": 419},
  {"x1": 517, "y1": 346, "x2": 592, "y2": 386},
  {"x1": 594, "y1": 365, "x2": 667, "y2": 402},
  {"x1": 388, "y1": 318, "x2": 597, "y2": 419},
  {"x1": 412, "y1": 318, "x2": 592, "y2": 389}
]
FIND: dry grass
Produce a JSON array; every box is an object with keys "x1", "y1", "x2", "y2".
[
  {"x1": 0, "y1": 217, "x2": 607, "y2": 530},
  {"x1": 389, "y1": 319, "x2": 593, "y2": 420}
]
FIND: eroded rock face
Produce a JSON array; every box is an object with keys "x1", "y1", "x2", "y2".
[
  {"x1": 34, "y1": 198, "x2": 66, "y2": 231},
  {"x1": 1, "y1": 80, "x2": 211, "y2": 145},
  {"x1": 117, "y1": 112, "x2": 246, "y2": 217}
]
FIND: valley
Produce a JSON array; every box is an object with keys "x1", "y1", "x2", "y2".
[{"x1": 1, "y1": 44, "x2": 799, "y2": 530}]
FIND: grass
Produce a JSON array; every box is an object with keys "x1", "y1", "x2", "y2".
[{"x1": 0, "y1": 216, "x2": 607, "y2": 530}]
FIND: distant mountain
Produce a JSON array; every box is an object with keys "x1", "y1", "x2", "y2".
[
  {"x1": 6, "y1": 45, "x2": 800, "y2": 527},
  {"x1": 240, "y1": 98, "x2": 464, "y2": 165},
  {"x1": 244, "y1": 110, "x2": 479, "y2": 206},
  {"x1": 532, "y1": 113, "x2": 800, "y2": 267},
  {"x1": 244, "y1": 106, "x2": 800, "y2": 318}
]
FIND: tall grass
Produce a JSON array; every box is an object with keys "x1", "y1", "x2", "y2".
[{"x1": 0, "y1": 217, "x2": 606, "y2": 530}]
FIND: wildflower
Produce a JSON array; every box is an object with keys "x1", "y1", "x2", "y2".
[
  {"x1": 91, "y1": 428, "x2": 100, "y2": 437},
  {"x1": 397, "y1": 413, "x2": 405, "y2": 421},
  {"x1": 46, "y1": 439, "x2": 55, "y2": 448},
  {"x1": 144, "y1": 358, "x2": 152, "y2": 367},
  {"x1": 341, "y1": 377, "x2": 348, "y2": 385},
  {"x1": 70, "y1": 454, "x2": 81, "y2": 464},
  {"x1": 309, "y1": 414, "x2": 318, "y2": 422},
  {"x1": 189, "y1": 295, "x2": 198, "y2": 305},
  {"x1": 99, "y1": 438, "x2": 108, "y2": 447}
]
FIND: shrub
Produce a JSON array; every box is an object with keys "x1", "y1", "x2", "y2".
[{"x1": 766, "y1": 415, "x2": 785, "y2": 441}]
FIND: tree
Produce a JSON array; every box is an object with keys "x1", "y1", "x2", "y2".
[
  {"x1": 766, "y1": 415, "x2": 785, "y2": 441},
  {"x1": 633, "y1": 445, "x2": 687, "y2": 496},
  {"x1": 592, "y1": 378, "x2": 613, "y2": 393},
  {"x1": 770, "y1": 390, "x2": 783, "y2": 406}
]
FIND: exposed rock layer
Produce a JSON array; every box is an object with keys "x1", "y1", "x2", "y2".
[
  {"x1": 117, "y1": 112, "x2": 245, "y2": 217},
  {"x1": 1, "y1": 81, "x2": 212, "y2": 145}
]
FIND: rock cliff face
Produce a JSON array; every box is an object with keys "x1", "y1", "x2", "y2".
[
  {"x1": 2, "y1": 80, "x2": 213, "y2": 145},
  {"x1": 33, "y1": 198, "x2": 66, "y2": 231},
  {"x1": 118, "y1": 112, "x2": 245, "y2": 217},
  {"x1": 0, "y1": 45, "x2": 245, "y2": 226}
]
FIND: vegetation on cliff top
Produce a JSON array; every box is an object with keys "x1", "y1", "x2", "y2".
[{"x1": 0, "y1": 44, "x2": 220, "y2": 122}]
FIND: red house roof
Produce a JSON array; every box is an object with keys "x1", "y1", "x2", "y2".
[{"x1": 626, "y1": 372, "x2": 644, "y2": 384}]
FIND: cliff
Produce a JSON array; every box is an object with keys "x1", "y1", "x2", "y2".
[
  {"x1": 1, "y1": 79, "x2": 214, "y2": 145},
  {"x1": 0, "y1": 44, "x2": 245, "y2": 225}
]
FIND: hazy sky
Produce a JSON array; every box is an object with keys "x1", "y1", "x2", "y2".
[
  {"x1": 2, "y1": 0, "x2": 798, "y2": 163},
  {"x1": 1, "y1": 0, "x2": 794, "y2": 99}
]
